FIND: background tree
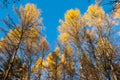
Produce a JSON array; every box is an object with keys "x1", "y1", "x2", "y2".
[
  {"x1": 60, "y1": 45, "x2": 76, "y2": 80},
  {"x1": 0, "y1": 0, "x2": 120, "y2": 80},
  {"x1": 58, "y1": 2, "x2": 120, "y2": 80},
  {"x1": 45, "y1": 47, "x2": 61, "y2": 80}
]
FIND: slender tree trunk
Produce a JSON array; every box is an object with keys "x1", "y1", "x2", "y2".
[
  {"x1": 4, "y1": 45, "x2": 19, "y2": 80},
  {"x1": 110, "y1": 64, "x2": 117, "y2": 80},
  {"x1": 27, "y1": 67, "x2": 30, "y2": 80},
  {"x1": 4, "y1": 29, "x2": 24, "y2": 80}
]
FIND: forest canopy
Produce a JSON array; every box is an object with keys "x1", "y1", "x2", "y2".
[{"x1": 0, "y1": 0, "x2": 120, "y2": 80}]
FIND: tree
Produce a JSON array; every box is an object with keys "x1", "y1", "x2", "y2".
[
  {"x1": 80, "y1": 51, "x2": 101, "y2": 80},
  {"x1": 0, "y1": 3, "x2": 48, "y2": 80},
  {"x1": 60, "y1": 45, "x2": 76, "y2": 80},
  {"x1": 45, "y1": 47, "x2": 61, "y2": 80},
  {"x1": 0, "y1": 1, "x2": 120, "y2": 80},
  {"x1": 58, "y1": 3, "x2": 120, "y2": 80},
  {"x1": 58, "y1": 9, "x2": 86, "y2": 78},
  {"x1": 32, "y1": 38, "x2": 49, "y2": 80}
]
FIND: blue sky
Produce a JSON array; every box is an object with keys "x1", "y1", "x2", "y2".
[{"x1": 0, "y1": 0, "x2": 111, "y2": 50}]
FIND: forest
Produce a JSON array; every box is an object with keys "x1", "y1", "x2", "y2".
[{"x1": 0, "y1": 0, "x2": 120, "y2": 80}]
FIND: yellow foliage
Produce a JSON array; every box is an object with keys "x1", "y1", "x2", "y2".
[
  {"x1": 7, "y1": 28, "x2": 22, "y2": 44},
  {"x1": 61, "y1": 53, "x2": 75, "y2": 76},
  {"x1": 66, "y1": 45, "x2": 74, "y2": 54},
  {"x1": 45, "y1": 52, "x2": 61, "y2": 79},
  {"x1": 46, "y1": 54, "x2": 55, "y2": 65},
  {"x1": 58, "y1": 33, "x2": 70, "y2": 44},
  {"x1": 84, "y1": 4, "x2": 106, "y2": 26},
  {"x1": 61, "y1": 46, "x2": 74, "y2": 63},
  {"x1": 37, "y1": 58, "x2": 44, "y2": 67},
  {"x1": 96, "y1": 38, "x2": 114, "y2": 59},
  {"x1": 58, "y1": 20, "x2": 70, "y2": 33},
  {"x1": 39, "y1": 38, "x2": 49, "y2": 52},
  {"x1": 20, "y1": 3, "x2": 40, "y2": 27},
  {"x1": 36, "y1": 58, "x2": 43, "y2": 68},
  {"x1": 0, "y1": 38, "x2": 8, "y2": 49},
  {"x1": 58, "y1": 9, "x2": 81, "y2": 32},
  {"x1": 32, "y1": 58, "x2": 45, "y2": 73},
  {"x1": 4, "y1": 26, "x2": 39, "y2": 48},
  {"x1": 46, "y1": 52, "x2": 60, "y2": 68},
  {"x1": 55, "y1": 46, "x2": 60, "y2": 56},
  {"x1": 58, "y1": 9, "x2": 82, "y2": 45},
  {"x1": 6, "y1": 26, "x2": 39, "y2": 45},
  {"x1": 27, "y1": 27, "x2": 39, "y2": 38},
  {"x1": 65, "y1": 9, "x2": 80, "y2": 22},
  {"x1": 61, "y1": 55, "x2": 65, "y2": 63},
  {"x1": 46, "y1": 54, "x2": 51, "y2": 65},
  {"x1": 55, "y1": 46, "x2": 60, "y2": 52},
  {"x1": 87, "y1": 5, "x2": 104, "y2": 17},
  {"x1": 0, "y1": 4, "x2": 41, "y2": 49}
]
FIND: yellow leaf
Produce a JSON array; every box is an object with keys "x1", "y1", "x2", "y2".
[
  {"x1": 65, "y1": 9, "x2": 81, "y2": 22},
  {"x1": 0, "y1": 38, "x2": 8, "y2": 49},
  {"x1": 20, "y1": 4, "x2": 40, "y2": 27},
  {"x1": 84, "y1": 4, "x2": 106, "y2": 26},
  {"x1": 58, "y1": 33, "x2": 70, "y2": 44},
  {"x1": 7, "y1": 28, "x2": 22, "y2": 44},
  {"x1": 27, "y1": 27, "x2": 39, "y2": 38}
]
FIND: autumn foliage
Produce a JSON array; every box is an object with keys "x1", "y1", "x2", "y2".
[{"x1": 0, "y1": 1, "x2": 120, "y2": 80}]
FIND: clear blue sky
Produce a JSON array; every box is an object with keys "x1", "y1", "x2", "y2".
[{"x1": 0, "y1": 0, "x2": 111, "y2": 50}]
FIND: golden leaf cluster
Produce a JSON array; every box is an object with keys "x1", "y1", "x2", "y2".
[
  {"x1": 58, "y1": 33, "x2": 70, "y2": 44},
  {"x1": 65, "y1": 9, "x2": 80, "y2": 22},
  {"x1": 0, "y1": 38, "x2": 8, "y2": 50},
  {"x1": 84, "y1": 5, "x2": 106, "y2": 26},
  {"x1": 26, "y1": 27, "x2": 39, "y2": 38},
  {"x1": 7, "y1": 28, "x2": 22, "y2": 44},
  {"x1": 20, "y1": 4, "x2": 40, "y2": 27},
  {"x1": 58, "y1": 9, "x2": 82, "y2": 45},
  {"x1": 96, "y1": 38, "x2": 114, "y2": 59},
  {"x1": 32, "y1": 58, "x2": 45, "y2": 73}
]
